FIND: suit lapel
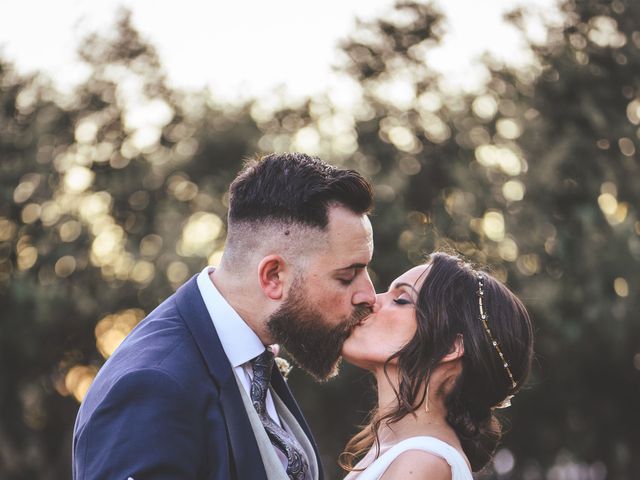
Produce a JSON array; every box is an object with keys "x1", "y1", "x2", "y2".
[{"x1": 174, "y1": 275, "x2": 267, "y2": 480}]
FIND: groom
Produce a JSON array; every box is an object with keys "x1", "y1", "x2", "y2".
[{"x1": 72, "y1": 153, "x2": 376, "y2": 480}]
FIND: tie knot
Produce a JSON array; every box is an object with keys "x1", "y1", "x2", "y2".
[{"x1": 251, "y1": 348, "x2": 275, "y2": 373}]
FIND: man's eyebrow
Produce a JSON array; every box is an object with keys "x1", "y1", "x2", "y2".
[{"x1": 336, "y1": 263, "x2": 368, "y2": 271}]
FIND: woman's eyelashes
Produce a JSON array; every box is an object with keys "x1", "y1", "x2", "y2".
[{"x1": 392, "y1": 295, "x2": 413, "y2": 305}]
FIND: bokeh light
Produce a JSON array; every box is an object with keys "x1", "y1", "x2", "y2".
[
  {"x1": 482, "y1": 210, "x2": 505, "y2": 242},
  {"x1": 178, "y1": 212, "x2": 224, "y2": 257},
  {"x1": 64, "y1": 365, "x2": 99, "y2": 403},
  {"x1": 1, "y1": 1, "x2": 638, "y2": 478},
  {"x1": 614, "y1": 277, "x2": 629, "y2": 297},
  {"x1": 95, "y1": 308, "x2": 145, "y2": 359}
]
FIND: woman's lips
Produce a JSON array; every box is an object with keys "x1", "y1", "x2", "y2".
[{"x1": 355, "y1": 314, "x2": 373, "y2": 327}]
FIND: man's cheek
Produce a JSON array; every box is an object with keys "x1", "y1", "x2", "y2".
[{"x1": 320, "y1": 292, "x2": 351, "y2": 315}]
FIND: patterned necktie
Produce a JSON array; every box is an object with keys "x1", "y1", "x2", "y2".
[{"x1": 250, "y1": 348, "x2": 309, "y2": 480}]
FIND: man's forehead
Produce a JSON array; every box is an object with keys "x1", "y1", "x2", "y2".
[
  {"x1": 326, "y1": 207, "x2": 371, "y2": 233},
  {"x1": 301, "y1": 209, "x2": 371, "y2": 266},
  {"x1": 327, "y1": 212, "x2": 372, "y2": 246}
]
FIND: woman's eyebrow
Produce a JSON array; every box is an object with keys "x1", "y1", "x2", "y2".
[{"x1": 389, "y1": 281, "x2": 419, "y2": 295}]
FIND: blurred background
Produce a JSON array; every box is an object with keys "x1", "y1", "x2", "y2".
[{"x1": 1, "y1": 0, "x2": 638, "y2": 478}]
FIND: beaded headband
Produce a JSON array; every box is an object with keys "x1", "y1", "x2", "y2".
[{"x1": 477, "y1": 273, "x2": 517, "y2": 407}]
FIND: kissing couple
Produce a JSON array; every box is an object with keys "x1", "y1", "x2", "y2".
[{"x1": 73, "y1": 153, "x2": 534, "y2": 480}]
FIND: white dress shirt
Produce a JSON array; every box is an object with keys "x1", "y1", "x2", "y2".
[{"x1": 196, "y1": 266, "x2": 288, "y2": 468}]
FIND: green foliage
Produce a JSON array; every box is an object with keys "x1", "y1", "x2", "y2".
[
  {"x1": 1, "y1": 1, "x2": 639, "y2": 479},
  {"x1": 0, "y1": 12, "x2": 262, "y2": 478},
  {"x1": 290, "y1": 1, "x2": 640, "y2": 478}
]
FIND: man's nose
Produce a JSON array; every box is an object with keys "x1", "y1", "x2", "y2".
[{"x1": 352, "y1": 270, "x2": 376, "y2": 307}]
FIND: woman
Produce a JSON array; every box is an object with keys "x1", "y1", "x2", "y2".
[{"x1": 341, "y1": 252, "x2": 534, "y2": 480}]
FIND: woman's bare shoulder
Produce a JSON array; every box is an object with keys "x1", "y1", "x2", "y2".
[{"x1": 379, "y1": 449, "x2": 451, "y2": 480}]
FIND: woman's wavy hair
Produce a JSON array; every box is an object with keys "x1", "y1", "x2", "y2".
[{"x1": 339, "y1": 252, "x2": 534, "y2": 473}]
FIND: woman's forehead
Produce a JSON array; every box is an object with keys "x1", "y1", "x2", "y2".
[{"x1": 391, "y1": 263, "x2": 431, "y2": 289}]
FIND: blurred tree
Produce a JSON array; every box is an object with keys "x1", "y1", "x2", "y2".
[
  {"x1": 2, "y1": 1, "x2": 640, "y2": 479},
  {"x1": 283, "y1": 0, "x2": 639, "y2": 478},
  {"x1": 0, "y1": 10, "x2": 262, "y2": 479},
  {"x1": 495, "y1": 1, "x2": 640, "y2": 477}
]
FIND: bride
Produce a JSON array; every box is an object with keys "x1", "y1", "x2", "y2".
[{"x1": 340, "y1": 252, "x2": 534, "y2": 479}]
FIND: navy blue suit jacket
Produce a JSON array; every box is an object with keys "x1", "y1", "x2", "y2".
[{"x1": 73, "y1": 274, "x2": 324, "y2": 480}]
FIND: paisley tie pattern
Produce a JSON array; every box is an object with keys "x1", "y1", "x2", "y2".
[{"x1": 250, "y1": 348, "x2": 310, "y2": 480}]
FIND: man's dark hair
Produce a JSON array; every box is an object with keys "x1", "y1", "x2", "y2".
[{"x1": 228, "y1": 153, "x2": 373, "y2": 229}]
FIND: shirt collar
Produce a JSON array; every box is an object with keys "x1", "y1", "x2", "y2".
[{"x1": 196, "y1": 266, "x2": 265, "y2": 368}]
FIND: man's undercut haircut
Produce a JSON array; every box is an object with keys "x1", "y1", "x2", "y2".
[{"x1": 228, "y1": 153, "x2": 373, "y2": 229}]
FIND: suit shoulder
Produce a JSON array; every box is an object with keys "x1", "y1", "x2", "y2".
[
  {"x1": 108, "y1": 298, "x2": 196, "y2": 369},
  {"x1": 82, "y1": 315, "x2": 211, "y2": 416},
  {"x1": 104, "y1": 367, "x2": 189, "y2": 400},
  {"x1": 380, "y1": 449, "x2": 452, "y2": 480}
]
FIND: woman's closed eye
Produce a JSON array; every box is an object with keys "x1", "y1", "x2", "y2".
[
  {"x1": 388, "y1": 282, "x2": 418, "y2": 307},
  {"x1": 393, "y1": 295, "x2": 413, "y2": 306}
]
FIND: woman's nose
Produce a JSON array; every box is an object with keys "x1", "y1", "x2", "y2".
[{"x1": 371, "y1": 293, "x2": 384, "y2": 313}]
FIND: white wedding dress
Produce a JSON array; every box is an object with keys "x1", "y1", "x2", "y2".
[{"x1": 354, "y1": 436, "x2": 473, "y2": 480}]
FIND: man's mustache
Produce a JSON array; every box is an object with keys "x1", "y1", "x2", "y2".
[{"x1": 346, "y1": 305, "x2": 374, "y2": 330}]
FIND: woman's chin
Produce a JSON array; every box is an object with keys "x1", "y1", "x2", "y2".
[
  {"x1": 341, "y1": 340, "x2": 360, "y2": 365},
  {"x1": 340, "y1": 345, "x2": 354, "y2": 363},
  {"x1": 341, "y1": 342, "x2": 372, "y2": 371}
]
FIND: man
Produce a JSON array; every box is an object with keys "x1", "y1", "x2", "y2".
[{"x1": 73, "y1": 153, "x2": 376, "y2": 480}]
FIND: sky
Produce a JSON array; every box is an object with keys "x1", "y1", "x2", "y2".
[{"x1": 0, "y1": 0, "x2": 561, "y2": 103}]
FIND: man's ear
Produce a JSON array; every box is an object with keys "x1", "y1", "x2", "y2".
[
  {"x1": 441, "y1": 334, "x2": 464, "y2": 363},
  {"x1": 258, "y1": 255, "x2": 287, "y2": 300}
]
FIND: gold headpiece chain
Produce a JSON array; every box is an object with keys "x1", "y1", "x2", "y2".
[{"x1": 477, "y1": 273, "x2": 517, "y2": 391}]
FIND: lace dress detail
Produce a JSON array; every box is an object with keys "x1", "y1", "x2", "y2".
[{"x1": 354, "y1": 436, "x2": 473, "y2": 480}]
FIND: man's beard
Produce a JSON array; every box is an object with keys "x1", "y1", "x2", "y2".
[{"x1": 267, "y1": 279, "x2": 372, "y2": 381}]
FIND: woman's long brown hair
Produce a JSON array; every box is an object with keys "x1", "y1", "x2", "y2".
[{"x1": 339, "y1": 252, "x2": 534, "y2": 473}]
